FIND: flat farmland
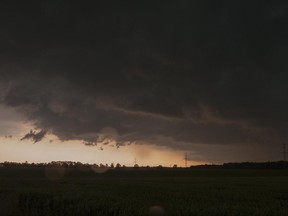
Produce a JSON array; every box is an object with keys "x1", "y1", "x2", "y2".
[{"x1": 1, "y1": 167, "x2": 288, "y2": 216}]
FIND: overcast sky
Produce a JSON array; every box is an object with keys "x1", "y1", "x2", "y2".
[{"x1": 0, "y1": 1, "x2": 288, "y2": 164}]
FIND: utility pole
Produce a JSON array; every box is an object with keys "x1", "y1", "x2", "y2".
[
  {"x1": 283, "y1": 142, "x2": 286, "y2": 161},
  {"x1": 184, "y1": 152, "x2": 188, "y2": 168}
]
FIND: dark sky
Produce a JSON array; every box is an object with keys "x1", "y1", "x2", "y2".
[{"x1": 1, "y1": 0, "x2": 288, "y2": 162}]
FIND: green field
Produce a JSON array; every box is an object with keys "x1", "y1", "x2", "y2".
[{"x1": 1, "y1": 167, "x2": 288, "y2": 216}]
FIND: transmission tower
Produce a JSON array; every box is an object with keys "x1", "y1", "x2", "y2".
[
  {"x1": 184, "y1": 152, "x2": 188, "y2": 168},
  {"x1": 283, "y1": 142, "x2": 287, "y2": 161}
]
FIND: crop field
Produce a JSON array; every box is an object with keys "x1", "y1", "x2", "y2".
[{"x1": 1, "y1": 167, "x2": 288, "y2": 216}]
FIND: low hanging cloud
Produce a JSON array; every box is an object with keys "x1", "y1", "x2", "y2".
[
  {"x1": 0, "y1": 1, "x2": 288, "y2": 162},
  {"x1": 20, "y1": 130, "x2": 47, "y2": 143}
]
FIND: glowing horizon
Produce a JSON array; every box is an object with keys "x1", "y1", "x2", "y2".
[{"x1": 0, "y1": 136, "x2": 206, "y2": 167}]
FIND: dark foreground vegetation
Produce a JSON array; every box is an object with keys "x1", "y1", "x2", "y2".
[{"x1": 1, "y1": 163, "x2": 288, "y2": 216}]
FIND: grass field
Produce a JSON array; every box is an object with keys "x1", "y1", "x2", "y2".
[{"x1": 1, "y1": 167, "x2": 288, "y2": 216}]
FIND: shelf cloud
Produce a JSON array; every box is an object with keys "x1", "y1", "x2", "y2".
[{"x1": 0, "y1": 1, "x2": 287, "y2": 161}]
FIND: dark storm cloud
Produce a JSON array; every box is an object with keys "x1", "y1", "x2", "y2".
[{"x1": 0, "y1": 0, "x2": 288, "y2": 161}]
